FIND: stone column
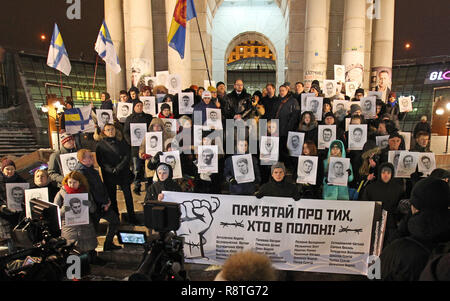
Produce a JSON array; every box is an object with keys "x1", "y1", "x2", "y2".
[
  {"x1": 341, "y1": 0, "x2": 366, "y2": 88},
  {"x1": 370, "y1": 0, "x2": 395, "y2": 95},
  {"x1": 123, "y1": 0, "x2": 154, "y2": 89},
  {"x1": 104, "y1": 0, "x2": 126, "y2": 100},
  {"x1": 303, "y1": 0, "x2": 330, "y2": 91}
]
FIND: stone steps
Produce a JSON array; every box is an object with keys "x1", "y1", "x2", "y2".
[{"x1": 0, "y1": 123, "x2": 42, "y2": 157}]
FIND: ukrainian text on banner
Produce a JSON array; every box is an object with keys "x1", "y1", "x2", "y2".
[{"x1": 163, "y1": 191, "x2": 376, "y2": 276}]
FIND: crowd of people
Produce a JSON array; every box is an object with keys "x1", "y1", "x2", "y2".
[{"x1": 0, "y1": 77, "x2": 449, "y2": 280}]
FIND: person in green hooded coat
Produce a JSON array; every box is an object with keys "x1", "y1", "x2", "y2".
[{"x1": 322, "y1": 140, "x2": 354, "y2": 200}]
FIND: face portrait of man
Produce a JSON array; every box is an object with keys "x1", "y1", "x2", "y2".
[
  {"x1": 100, "y1": 112, "x2": 111, "y2": 125},
  {"x1": 302, "y1": 160, "x2": 313, "y2": 175},
  {"x1": 323, "y1": 129, "x2": 333, "y2": 142},
  {"x1": 69, "y1": 198, "x2": 82, "y2": 215},
  {"x1": 336, "y1": 67, "x2": 344, "y2": 79},
  {"x1": 11, "y1": 187, "x2": 25, "y2": 204},
  {"x1": 403, "y1": 155, "x2": 414, "y2": 169},
  {"x1": 326, "y1": 82, "x2": 334, "y2": 96},
  {"x1": 352, "y1": 128, "x2": 363, "y2": 143},
  {"x1": 143, "y1": 100, "x2": 152, "y2": 112},
  {"x1": 66, "y1": 157, "x2": 78, "y2": 171},
  {"x1": 336, "y1": 103, "x2": 345, "y2": 114},
  {"x1": 333, "y1": 162, "x2": 344, "y2": 178},
  {"x1": 165, "y1": 155, "x2": 176, "y2": 170},
  {"x1": 264, "y1": 139, "x2": 274, "y2": 154},
  {"x1": 393, "y1": 154, "x2": 400, "y2": 169},
  {"x1": 182, "y1": 96, "x2": 190, "y2": 107},
  {"x1": 421, "y1": 156, "x2": 431, "y2": 170},
  {"x1": 363, "y1": 100, "x2": 372, "y2": 112},
  {"x1": 209, "y1": 111, "x2": 218, "y2": 122},
  {"x1": 164, "y1": 122, "x2": 173, "y2": 133},
  {"x1": 121, "y1": 105, "x2": 130, "y2": 117},
  {"x1": 150, "y1": 136, "x2": 158, "y2": 148},
  {"x1": 310, "y1": 100, "x2": 319, "y2": 113},
  {"x1": 291, "y1": 135, "x2": 300, "y2": 149},
  {"x1": 378, "y1": 71, "x2": 390, "y2": 90},
  {"x1": 202, "y1": 149, "x2": 214, "y2": 165},
  {"x1": 401, "y1": 98, "x2": 410, "y2": 109},
  {"x1": 237, "y1": 159, "x2": 249, "y2": 175},
  {"x1": 134, "y1": 128, "x2": 143, "y2": 140},
  {"x1": 170, "y1": 77, "x2": 178, "y2": 89}
]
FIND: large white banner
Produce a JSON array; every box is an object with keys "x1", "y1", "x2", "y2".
[{"x1": 163, "y1": 191, "x2": 376, "y2": 276}]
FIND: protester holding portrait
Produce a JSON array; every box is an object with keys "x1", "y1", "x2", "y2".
[
  {"x1": 29, "y1": 169, "x2": 59, "y2": 204},
  {"x1": 48, "y1": 132, "x2": 78, "y2": 187},
  {"x1": 254, "y1": 162, "x2": 301, "y2": 200},
  {"x1": 145, "y1": 163, "x2": 181, "y2": 202}
]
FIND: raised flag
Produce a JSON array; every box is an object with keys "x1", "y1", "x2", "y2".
[
  {"x1": 64, "y1": 106, "x2": 96, "y2": 135},
  {"x1": 47, "y1": 23, "x2": 71, "y2": 76},
  {"x1": 95, "y1": 20, "x2": 121, "y2": 74},
  {"x1": 168, "y1": 0, "x2": 197, "y2": 59}
]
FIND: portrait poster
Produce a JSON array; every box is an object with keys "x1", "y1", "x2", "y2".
[
  {"x1": 259, "y1": 136, "x2": 279, "y2": 165},
  {"x1": 287, "y1": 132, "x2": 305, "y2": 157},
  {"x1": 193, "y1": 125, "x2": 204, "y2": 146},
  {"x1": 333, "y1": 100, "x2": 351, "y2": 119},
  {"x1": 300, "y1": 93, "x2": 316, "y2": 111},
  {"x1": 168, "y1": 74, "x2": 182, "y2": 95},
  {"x1": 25, "y1": 187, "x2": 49, "y2": 218},
  {"x1": 297, "y1": 155, "x2": 318, "y2": 185},
  {"x1": 343, "y1": 52, "x2": 364, "y2": 88},
  {"x1": 348, "y1": 124, "x2": 368, "y2": 150},
  {"x1": 232, "y1": 154, "x2": 255, "y2": 184},
  {"x1": 145, "y1": 132, "x2": 163, "y2": 156},
  {"x1": 178, "y1": 92, "x2": 194, "y2": 115},
  {"x1": 117, "y1": 102, "x2": 133, "y2": 122},
  {"x1": 376, "y1": 135, "x2": 390, "y2": 149},
  {"x1": 96, "y1": 109, "x2": 113, "y2": 130},
  {"x1": 398, "y1": 132, "x2": 411, "y2": 150},
  {"x1": 318, "y1": 125, "x2": 336, "y2": 150},
  {"x1": 6, "y1": 183, "x2": 30, "y2": 212},
  {"x1": 327, "y1": 157, "x2": 350, "y2": 186},
  {"x1": 206, "y1": 108, "x2": 222, "y2": 130},
  {"x1": 141, "y1": 96, "x2": 156, "y2": 116},
  {"x1": 198, "y1": 145, "x2": 219, "y2": 173},
  {"x1": 417, "y1": 152, "x2": 436, "y2": 176},
  {"x1": 60, "y1": 153, "x2": 79, "y2": 176},
  {"x1": 161, "y1": 150, "x2": 183, "y2": 179},
  {"x1": 334, "y1": 65, "x2": 346, "y2": 82},
  {"x1": 399, "y1": 96, "x2": 413, "y2": 113},
  {"x1": 304, "y1": 97, "x2": 323, "y2": 121},
  {"x1": 396, "y1": 152, "x2": 419, "y2": 178},
  {"x1": 345, "y1": 118, "x2": 351, "y2": 132},
  {"x1": 324, "y1": 80, "x2": 337, "y2": 98},
  {"x1": 156, "y1": 71, "x2": 170, "y2": 88},
  {"x1": 130, "y1": 123, "x2": 147, "y2": 147},
  {"x1": 388, "y1": 150, "x2": 405, "y2": 175},
  {"x1": 162, "y1": 118, "x2": 177, "y2": 134},
  {"x1": 64, "y1": 193, "x2": 89, "y2": 226},
  {"x1": 131, "y1": 58, "x2": 152, "y2": 90},
  {"x1": 360, "y1": 96, "x2": 376, "y2": 119},
  {"x1": 345, "y1": 82, "x2": 358, "y2": 98}
]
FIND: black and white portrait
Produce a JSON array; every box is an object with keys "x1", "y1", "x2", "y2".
[
  {"x1": 25, "y1": 187, "x2": 49, "y2": 218},
  {"x1": 324, "y1": 80, "x2": 337, "y2": 98},
  {"x1": 6, "y1": 183, "x2": 30, "y2": 212},
  {"x1": 156, "y1": 71, "x2": 169, "y2": 87},
  {"x1": 399, "y1": 96, "x2": 413, "y2": 113},
  {"x1": 64, "y1": 193, "x2": 89, "y2": 226},
  {"x1": 162, "y1": 118, "x2": 177, "y2": 134},
  {"x1": 333, "y1": 100, "x2": 350, "y2": 120},
  {"x1": 396, "y1": 152, "x2": 419, "y2": 178},
  {"x1": 305, "y1": 97, "x2": 323, "y2": 121},
  {"x1": 327, "y1": 157, "x2": 350, "y2": 186},
  {"x1": 130, "y1": 123, "x2": 147, "y2": 146},
  {"x1": 417, "y1": 153, "x2": 436, "y2": 176},
  {"x1": 259, "y1": 136, "x2": 279, "y2": 165},
  {"x1": 334, "y1": 65, "x2": 346, "y2": 82},
  {"x1": 161, "y1": 151, "x2": 183, "y2": 179},
  {"x1": 117, "y1": 102, "x2": 133, "y2": 122},
  {"x1": 168, "y1": 74, "x2": 182, "y2": 95},
  {"x1": 206, "y1": 108, "x2": 222, "y2": 129},
  {"x1": 360, "y1": 96, "x2": 376, "y2": 119},
  {"x1": 157, "y1": 101, "x2": 173, "y2": 114},
  {"x1": 376, "y1": 135, "x2": 390, "y2": 149},
  {"x1": 388, "y1": 150, "x2": 403, "y2": 175},
  {"x1": 300, "y1": 93, "x2": 316, "y2": 110},
  {"x1": 318, "y1": 125, "x2": 336, "y2": 150},
  {"x1": 96, "y1": 109, "x2": 113, "y2": 130},
  {"x1": 145, "y1": 132, "x2": 163, "y2": 156},
  {"x1": 232, "y1": 154, "x2": 255, "y2": 184},
  {"x1": 348, "y1": 124, "x2": 367, "y2": 150},
  {"x1": 178, "y1": 92, "x2": 194, "y2": 115},
  {"x1": 297, "y1": 155, "x2": 318, "y2": 185},
  {"x1": 60, "y1": 153, "x2": 79, "y2": 176},
  {"x1": 398, "y1": 131, "x2": 411, "y2": 150},
  {"x1": 141, "y1": 96, "x2": 156, "y2": 116},
  {"x1": 345, "y1": 82, "x2": 357, "y2": 98},
  {"x1": 287, "y1": 131, "x2": 305, "y2": 157},
  {"x1": 198, "y1": 145, "x2": 218, "y2": 173}
]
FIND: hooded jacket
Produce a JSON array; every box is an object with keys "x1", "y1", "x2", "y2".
[
  {"x1": 145, "y1": 163, "x2": 182, "y2": 202},
  {"x1": 322, "y1": 140, "x2": 354, "y2": 200}
]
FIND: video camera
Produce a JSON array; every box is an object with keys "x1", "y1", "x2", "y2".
[
  {"x1": 0, "y1": 199, "x2": 74, "y2": 281},
  {"x1": 124, "y1": 201, "x2": 188, "y2": 281}
]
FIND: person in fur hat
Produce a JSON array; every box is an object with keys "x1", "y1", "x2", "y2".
[{"x1": 145, "y1": 163, "x2": 181, "y2": 202}]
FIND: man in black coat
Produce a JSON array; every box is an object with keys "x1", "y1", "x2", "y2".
[
  {"x1": 255, "y1": 162, "x2": 301, "y2": 200},
  {"x1": 222, "y1": 79, "x2": 251, "y2": 120},
  {"x1": 96, "y1": 124, "x2": 138, "y2": 225},
  {"x1": 260, "y1": 83, "x2": 278, "y2": 120},
  {"x1": 123, "y1": 100, "x2": 153, "y2": 194}
]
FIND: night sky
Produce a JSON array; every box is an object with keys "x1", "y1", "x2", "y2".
[{"x1": 0, "y1": 0, "x2": 448, "y2": 62}]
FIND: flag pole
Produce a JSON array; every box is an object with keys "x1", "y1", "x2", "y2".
[
  {"x1": 194, "y1": 16, "x2": 211, "y2": 87},
  {"x1": 59, "y1": 71, "x2": 63, "y2": 97},
  {"x1": 93, "y1": 55, "x2": 99, "y2": 89}
]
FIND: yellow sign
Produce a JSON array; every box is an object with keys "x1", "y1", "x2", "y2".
[{"x1": 76, "y1": 90, "x2": 102, "y2": 101}]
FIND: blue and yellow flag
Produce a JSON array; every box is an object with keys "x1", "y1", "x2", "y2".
[
  {"x1": 46, "y1": 23, "x2": 71, "y2": 76},
  {"x1": 168, "y1": 0, "x2": 197, "y2": 59},
  {"x1": 64, "y1": 106, "x2": 95, "y2": 134},
  {"x1": 95, "y1": 20, "x2": 121, "y2": 74}
]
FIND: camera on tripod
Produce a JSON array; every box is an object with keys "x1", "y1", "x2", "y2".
[{"x1": 121, "y1": 201, "x2": 188, "y2": 281}]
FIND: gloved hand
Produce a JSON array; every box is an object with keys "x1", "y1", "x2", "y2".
[
  {"x1": 0, "y1": 205, "x2": 14, "y2": 215},
  {"x1": 141, "y1": 154, "x2": 151, "y2": 160},
  {"x1": 255, "y1": 192, "x2": 263, "y2": 199},
  {"x1": 346, "y1": 169, "x2": 351, "y2": 176},
  {"x1": 112, "y1": 168, "x2": 118, "y2": 176},
  {"x1": 229, "y1": 177, "x2": 237, "y2": 185}
]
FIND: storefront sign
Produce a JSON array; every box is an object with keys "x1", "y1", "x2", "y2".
[{"x1": 425, "y1": 70, "x2": 450, "y2": 84}]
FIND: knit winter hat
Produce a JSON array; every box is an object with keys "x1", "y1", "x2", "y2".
[
  {"x1": 410, "y1": 177, "x2": 449, "y2": 212},
  {"x1": 1, "y1": 158, "x2": 15, "y2": 171},
  {"x1": 160, "y1": 103, "x2": 171, "y2": 112},
  {"x1": 324, "y1": 111, "x2": 335, "y2": 120},
  {"x1": 271, "y1": 162, "x2": 286, "y2": 175},
  {"x1": 156, "y1": 164, "x2": 170, "y2": 177},
  {"x1": 389, "y1": 131, "x2": 403, "y2": 140},
  {"x1": 133, "y1": 100, "x2": 143, "y2": 111},
  {"x1": 350, "y1": 104, "x2": 362, "y2": 115},
  {"x1": 355, "y1": 88, "x2": 365, "y2": 95},
  {"x1": 60, "y1": 132, "x2": 73, "y2": 145},
  {"x1": 202, "y1": 91, "x2": 212, "y2": 99}
]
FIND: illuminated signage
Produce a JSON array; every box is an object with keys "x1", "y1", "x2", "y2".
[
  {"x1": 425, "y1": 70, "x2": 450, "y2": 84},
  {"x1": 76, "y1": 91, "x2": 102, "y2": 101}
]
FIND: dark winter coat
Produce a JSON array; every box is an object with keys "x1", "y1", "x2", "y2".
[
  {"x1": 95, "y1": 136, "x2": 133, "y2": 185},
  {"x1": 123, "y1": 111, "x2": 153, "y2": 157},
  {"x1": 260, "y1": 95, "x2": 279, "y2": 120},
  {"x1": 47, "y1": 145, "x2": 78, "y2": 186},
  {"x1": 100, "y1": 99, "x2": 114, "y2": 110},
  {"x1": 222, "y1": 89, "x2": 252, "y2": 119},
  {"x1": 74, "y1": 163, "x2": 109, "y2": 207},
  {"x1": 224, "y1": 155, "x2": 261, "y2": 195},
  {"x1": 255, "y1": 177, "x2": 301, "y2": 200},
  {"x1": 298, "y1": 111, "x2": 319, "y2": 143},
  {"x1": 29, "y1": 182, "x2": 59, "y2": 204},
  {"x1": 0, "y1": 172, "x2": 26, "y2": 239},
  {"x1": 145, "y1": 164, "x2": 182, "y2": 202},
  {"x1": 380, "y1": 210, "x2": 450, "y2": 281},
  {"x1": 272, "y1": 95, "x2": 300, "y2": 137},
  {"x1": 192, "y1": 100, "x2": 218, "y2": 126}
]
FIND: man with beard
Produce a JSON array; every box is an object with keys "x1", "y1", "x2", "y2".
[{"x1": 222, "y1": 79, "x2": 251, "y2": 120}]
